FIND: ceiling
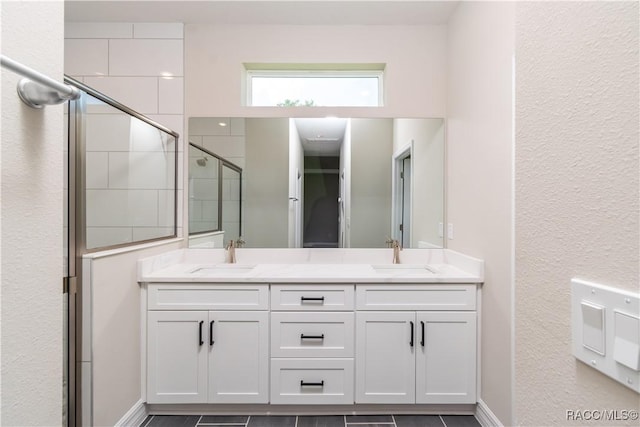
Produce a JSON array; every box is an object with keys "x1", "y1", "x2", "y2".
[
  {"x1": 294, "y1": 118, "x2": 348, "y2": 156},
  {"x1": 65, "y1": 1, "x2": 458, "y2": 25}
]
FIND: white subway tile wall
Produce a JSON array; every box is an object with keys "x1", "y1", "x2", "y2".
[
  {"x1": 64, "y1": 40, "x2": 109, "y2": 75},
  {"x1": 65, "y1": 23, "x2": 184, "y2": 248},
  {"x1": 108, "y1": 39, "x2": 183, "y2": 76}
]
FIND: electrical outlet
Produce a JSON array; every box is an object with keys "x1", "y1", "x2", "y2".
[
  {"x1": 447, "y1": 223, "x2": 454, "y2": 240},
  {"x1": 438, "y1": 222, "x2": 444, "y2": 238}
]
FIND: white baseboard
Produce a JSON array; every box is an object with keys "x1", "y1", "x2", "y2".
[
  {"x1": 475, "y1": 399, "x2": 503, "y2": 427},
  {"x1": 115, "y1": 399, "x2": 148, "y2": 427}
]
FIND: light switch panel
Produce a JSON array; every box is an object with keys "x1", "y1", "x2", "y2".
[
  {"x1": 571, "y1": 278, "x2": 640, "y2": 393},
  {"x1": 581, "y1": 301, "x2": 605, "y2": 355},
  {"x1": 613, "y1": 311, "x2": 640, "y2": 371}
]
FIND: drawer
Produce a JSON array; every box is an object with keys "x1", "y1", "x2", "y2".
[
  {"x1": 270, "y1": 358, "x2": 354, "y2": 405},
  {"x1": 148, "y1": 283, "x2": 269, "y2": 310},
  {"x1": 271, "y1": 312, "x2": 354, "y2": 358},
  {"x1": 271, "y1": 285, "x2": 354, "y2": 311},
  {"x1": 356, "y1": 285, "x2": 476, "y2": 311}
]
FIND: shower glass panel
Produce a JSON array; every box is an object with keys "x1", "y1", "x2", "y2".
[
  {"x1": 188, "y1": 143, "x2": 242, "y2": 246},
  {"x1": 83, "y1": 94, "x2": 177, "y2": 250},
  {"x1": 189, "y1": 144, "x2": 219, "y2": 233},
  {"x1": 221, "y1": 163, "x2": 242, "y2": 246}
]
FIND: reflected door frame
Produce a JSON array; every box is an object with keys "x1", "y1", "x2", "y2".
[{"x1": 391, "y1": 142, "x2": 413, "y2": 247}]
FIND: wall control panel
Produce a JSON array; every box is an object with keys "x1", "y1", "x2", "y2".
[{"x1": 571, "y1": 279, "x2": 640, "y2": 393}]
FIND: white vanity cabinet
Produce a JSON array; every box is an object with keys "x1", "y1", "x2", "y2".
[
  {"x1": 270, "y1": 284, "x2": 355, "y2": 404},
  {"x1": 145, "y1": 284, "x2": 269, "y2": 404},
  {"x1": 142, "y1": 280, "x2": 480, "y2": 408},
  {"x1": 355, "y1": 285, "x2": 477, "y2": 404}
]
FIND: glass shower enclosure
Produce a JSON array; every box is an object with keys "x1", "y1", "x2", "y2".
[{"x1": 64, "y1": 76, "x2": 179, "y2": 426}]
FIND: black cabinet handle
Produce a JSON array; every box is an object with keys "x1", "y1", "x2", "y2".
[
  {"x1": 300, "y1": 380, "x2": 324, "y2": 387},
  {"x1": 198, "y1": 320, "x2": 204, "y2": 346},
  {"x1": 420, "y1": 321, "x2": 425, "y2": 347},
  {"x1": 409, "y1": 321, "x2": 414, "y2": 347},
  {"x1": 301, "y1": 296, "x2": 325, "y2": 303},
  {"x1": 300, "y1": 334, "x2": 325, "y2": 340},
  {"x1": 209, "y1": 320, "x2": 215, "y2": 346}
]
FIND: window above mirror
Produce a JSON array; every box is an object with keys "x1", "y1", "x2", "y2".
[{"x1": 245, "y1": 64, "x2": 385, "y2": 107}]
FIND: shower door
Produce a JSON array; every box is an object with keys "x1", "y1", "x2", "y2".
[{"x1": 64, "y1": 76, "x2": 179, "y2": 427}]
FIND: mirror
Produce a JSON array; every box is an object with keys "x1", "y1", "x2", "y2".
[
  {"x1": 188, "y1": 117, "x2": 444, "y2": 249},
  {"x1": 188, "y1": 142, "x2": 242, "y2": 248}
]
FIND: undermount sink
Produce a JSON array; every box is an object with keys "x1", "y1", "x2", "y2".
[
  {"x1": 189, "y1": 265, "x2": 256, "y2": 275},
  {"x1": 371, "y1": 264, "x2": 439, "y2": 275}
]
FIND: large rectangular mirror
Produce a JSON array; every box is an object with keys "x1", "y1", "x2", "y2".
[{"x1": 188, "y1": 117, "x2": 444, "y2": 249}]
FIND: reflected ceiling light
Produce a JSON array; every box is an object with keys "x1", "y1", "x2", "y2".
[
  {"x1": 305, "y1": 137, "x2": 339, "y2": 143},
  {"x1": 218, "y1": 122, "x2": 227, "y2": 127}
]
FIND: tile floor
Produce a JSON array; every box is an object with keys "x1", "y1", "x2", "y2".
[{"x1": 140, "y1": 414, "x2": 482, "y2": 427}]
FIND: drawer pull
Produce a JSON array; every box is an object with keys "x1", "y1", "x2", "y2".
[
  {"x1": 300, "y1": 334, "x2": 325, "y2": 340},
  {"x1": 420, "y1": 321, "x2": 425, "y2": 347},
  {"x1": 198, "y1": 320, "x2": 204, "y2": 346},
  {"x1": 300, "y1": 380, "x2": 324, "y2": 387},
  {"x1": 300, "y1": 296, "x2": 325, "y2": 303},
  {"x1": 209, "y1": 320, "x2": 215, "y2": 346},
  {"x1": 409, "y1": 321, "x2": 414, "y2": 347}
]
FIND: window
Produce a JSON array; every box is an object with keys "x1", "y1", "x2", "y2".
[{"x1": 246, "y1": 65, "x2": 384, "y2": 107}]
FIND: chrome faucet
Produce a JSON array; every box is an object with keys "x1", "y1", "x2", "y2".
[
  {"x1": 226, "y1": 239, "x2": 236, "y2": 264},
  {"x1": 391, "y1": 239, "x2": 402, "y2": 264}
]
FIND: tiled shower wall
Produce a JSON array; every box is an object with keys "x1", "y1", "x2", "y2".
[{"x1": 65, "y1": 23, "x2": 184, "y2": 248}]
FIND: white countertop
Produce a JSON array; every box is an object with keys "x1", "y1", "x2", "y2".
[{"x1": 138, "y1": 248, "x2": 484, "y2": 284}]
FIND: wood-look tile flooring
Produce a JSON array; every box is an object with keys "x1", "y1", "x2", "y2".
[{"x1": 140, "y1": 414, "x2": 482, "y2": 427}]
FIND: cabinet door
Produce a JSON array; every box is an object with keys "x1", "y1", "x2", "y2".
[
  {"x1": 415, "y1": 311, "x2": 476, "y2": 404},
  {"x1": 147, "y1": 311, "x2": 208, "y2": 403},
  {"x1": 208, "y1": 311, "x2": 269, "y2": 403},
  {"x1": 355, "y1": 311, "x2": 416, "y2": 403}
]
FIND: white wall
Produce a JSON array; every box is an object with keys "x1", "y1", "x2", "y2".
[
  {"x1": 244, "y1": 118, "x2": 289, "y2": 247},
  {"x1": 1, "y1": 1, "x2": 64, "y2": 424},
  {"x1": 447, "y1": 2, "x2": 515, "y2": 425},
  {"x1": 350, "y1": 118, "x2": 393, "y2": 248},
  {"x1": 515, "y1": 2, "x2": 639, "y2": 425},
  {"x1": 185, "y1": 24, "x2": 446, "y2": 118}
]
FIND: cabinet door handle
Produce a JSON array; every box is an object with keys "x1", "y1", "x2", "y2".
[
  {"x1": 300, "y1": 334, "x2": 325, "y2": 340},
  {"x1": 420, "y1": 321, "x2": 425, "y2": 347},
  {"x1": 300, "y1": 380, "x2": 324, "y2": 387},
  {"x1": 198, "y1": 320, "x2": 204, "y2": 346},
  {"x1": 209, "y1": 320, "x2": 215, "y2": 346},
  {"x1": 300, "y1": 296, "x2": 325, "y2": 303},
  {"x1": 410, "y1": 321, "x2": 414, "y2": 347}
]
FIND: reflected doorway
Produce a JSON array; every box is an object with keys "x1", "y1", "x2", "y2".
[{"x1": 303, "y1": 156, "x2": 340, "y2": 247}]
